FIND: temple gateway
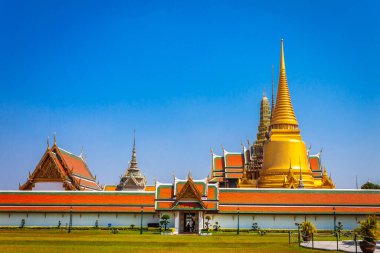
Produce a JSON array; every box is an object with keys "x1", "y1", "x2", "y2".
[{"x1": 0, "y1": 40, "x2": 378, "y2": 234}]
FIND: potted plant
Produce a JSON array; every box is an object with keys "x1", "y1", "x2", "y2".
[
  {"x1": 300, "y1": 221, "x2": 316, "y2": 241},
  {"x1": 355, "y1": 215, "x2": 379, "y2": 253}
]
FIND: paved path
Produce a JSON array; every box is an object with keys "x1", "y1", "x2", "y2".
[{"x1": 301, "y1": 241, "x2": 380, "y2": 252}]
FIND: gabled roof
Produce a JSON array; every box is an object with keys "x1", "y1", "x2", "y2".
[
  {"x1": 211, "y1": 149, "x2": 245, "y2": 182},
  {"x1": 224, "y1": 150, "x2": 244, "y2": 168},
  {"x1": 309, "y1": 153, "x2": 323, "y2": 179},
  {"x1": 155, "y1": 177, "x2": 219, "y2": 211},
  {"x1": 172, "y1": 176, "x2": 206, "y2": 210},
  {"x1": 20, "y1": 141, "x2": 101, "y2": 191},
  {"x1": 174, "y1": 177, "x2": 207, "y2": 196},
  {"x1": 58, "y1": 148, "x2": 94, "y2": 180},
  {"x1": 19, "y1": 147, "x2": 74, "y2": 191}
]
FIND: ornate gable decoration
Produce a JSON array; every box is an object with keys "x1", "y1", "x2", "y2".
[
  {"x1": 19, "y1": 148, "x2": 72, "y2": 190},
  {"x1": 172, "y1": 175, "x2": 206, "y2": 210},
  {"x1": 20, "y1": 137, "x2": 101, "y2": 191},
  {"x1": 34, "y1": 153, "x2": 64, "y2": 180},
  {"x1": 321, "y1": 167, "x2": 335, "y2": 189}
]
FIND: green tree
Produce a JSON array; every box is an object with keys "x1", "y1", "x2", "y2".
[
  {"x1": 336, "y1": 221, "x2": 343, "y2": 237},
  {"x1": 160, "y1": 214, "x2": 170, "y2": 231},
  {"x1": 361, "y1": 182, "x2": 380, "y2": 189},
  {"x1": 204, "y1": 216, "x2": 211, "y2": 230}
]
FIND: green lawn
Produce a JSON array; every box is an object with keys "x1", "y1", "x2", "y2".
[{"x1": 0, "y1": 229, "x2": 339, "y2": 253}]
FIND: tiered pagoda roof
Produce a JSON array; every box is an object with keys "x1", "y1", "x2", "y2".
[
  {"x1": 210, "y1": 147, "x2": 248, "y2": 183},
  {"x1": 251, "y1": 94, "x2": 271, "y2": 177},
  {"x1": 116, "y1": 132, "x2": 147, "y2": 191},
  {"x1": 155, "y1": 174, "x2": 218, "y2": 211},
  {"x1": 19, "y1": 137, "x2": 101, "y2": 191}
]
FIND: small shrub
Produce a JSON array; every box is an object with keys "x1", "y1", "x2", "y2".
[
  {"x1": 213, "y1": 221, "x2": 220, "y2": 231},
  {"x1": 20, "y1": 219, "x2": 25, "y2": 228},
  {"x1": 252, "y1": 222, "x2": 259, "y2": 232},
  {"x1": 130, "y1": 224, "x2": 135, "y2": 229}
]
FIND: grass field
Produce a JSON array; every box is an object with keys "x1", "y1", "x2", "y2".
[{"x1": 0, "y1": 229, "x2": 339, "y2": 253}]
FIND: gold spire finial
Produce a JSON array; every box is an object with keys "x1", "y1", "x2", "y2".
[
  {"x1": 280, "y1": 39, "x2": 285, "y2": 70},
  {"x1": 188, "y1": 170, "x2": 192, "y2": 179},
  {"x1": 270, "y1": 39, "x2": 299, "y2": 129},
  {"x1": 271, "y1": 64, "x2": 275, "y2": 117}
]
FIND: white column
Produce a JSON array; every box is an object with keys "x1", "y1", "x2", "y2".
[
  {"x1": 174, "y1": 211, "x2": 179, "y2": 234},
  {"x1": 198, "y1": 211, "x2": 204, "y2": 234}
]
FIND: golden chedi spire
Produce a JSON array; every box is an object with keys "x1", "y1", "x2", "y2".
[
  {"x1": 270, "y1": 39, "x2": 298, "y2": 129},
  {"x1": 258, "y1": 39, "x2": 316, "y2": 188}
]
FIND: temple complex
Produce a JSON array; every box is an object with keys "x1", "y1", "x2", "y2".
[{"x1": 2, "y1": 39, "x2": 376, "y2": 233}]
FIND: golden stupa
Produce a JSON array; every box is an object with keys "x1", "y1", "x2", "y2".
[{"x1": 258, "y1": 39, "x2": 316, "y2": 188}]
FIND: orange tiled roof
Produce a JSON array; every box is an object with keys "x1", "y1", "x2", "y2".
[
  {"x1": 225, "y1": 153, "x2": 244, "y2": 167},
  {"x1": 0, "y1": 191, "x2": 155, "y2": 212},
  {"x1": 104, "y1": 185, "x2": 117, "y2": 191},
  {"x1": 58, "y1": 148, "x2": 94, "y2": 180},
  {"x1": 4, "y1": 187, "x2": 380, "y2": 215},
  {"x1": 219, "y1": 205, "x2": 380, "y2": 214},
  {"x1": 211, "y1": 149, "x2": 247, "y2": 183},
  {"x1": 145, "y1": 185, "x2": 156, "y2": 191},
  {"x1": 219, "y1": 189, "x2": 380, "y2": 206},
  {"x1": 175, "y1": 181, "x2": 206, "y2": 196},
  {"x1": 310, "y1": 156, "x2": 320, "y2": 171},
  {"x1": 0, "y1": 205, "x2": 155, "y2": 213},
  {"x1": 214, "y1": 156, "x2": 224, "y2": 171},
  {"x1": 20, "y1": 145, "x2": 102, "y2": 191}
]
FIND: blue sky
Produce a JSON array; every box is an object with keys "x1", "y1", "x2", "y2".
[{"x1": 0, "y1": 0, "x2": 379, "y2": 189}]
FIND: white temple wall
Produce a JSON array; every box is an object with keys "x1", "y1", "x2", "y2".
[
  {"x1": 33, "y1": 182, "x2": 66, "y2": 191},
  {"x1": 0, "y1": 212, "x2": 364, "y2": 230},
  {"x1": 206, "y1": 214, "x2": 364, "y2": 230},
  {"x1": 0, "y1": 212, "x2": 159, "y2": 227}
]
